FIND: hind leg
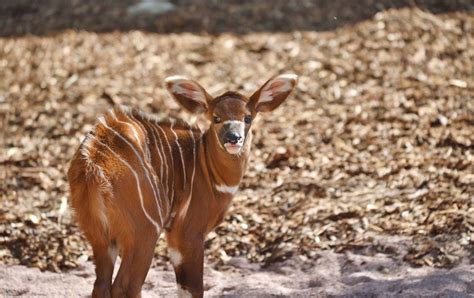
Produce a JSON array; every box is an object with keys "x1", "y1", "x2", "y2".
[
  {"x1": 112, "y1": 226, "x2": 158, "y2": 297},
  {"x1": 91, "y1": 242, "x2": 117, "y2": 298}
]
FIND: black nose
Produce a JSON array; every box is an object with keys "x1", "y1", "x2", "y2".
[{"x1": 225, "y1": 132, "x2": 242, "y2": 144}]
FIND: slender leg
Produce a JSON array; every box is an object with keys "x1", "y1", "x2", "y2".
[
  {"x1": 92, "y1": 243, "x2": 117, "y2": 298},
  {"x1": 168, "y1": 235, "x2": 204, "y2": 298},
  {"x1": 111, "y1": 230, "x2": 158, "y2": 298}
]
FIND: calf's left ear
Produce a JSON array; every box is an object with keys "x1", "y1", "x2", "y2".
[{"x1": 249, "y1": 74, "x2": 298, "y2": 113}]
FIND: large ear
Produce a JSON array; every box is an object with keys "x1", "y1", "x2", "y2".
[
  {"x1": 249, "y1": 74, "x2": 298, "y2": 112},
  {"x1": 164, "y1": 76, "x2": 211, "y2": 113}
]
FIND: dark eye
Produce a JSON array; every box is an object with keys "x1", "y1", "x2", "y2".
[
  {"x1": 244, "y1": 115, "x2": 252, "y2": 124},
  {"x1": 213, "y1": 116, "x2": 222, "y2": 124}
]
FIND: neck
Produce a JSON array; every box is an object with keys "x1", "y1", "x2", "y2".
[{"x1": 203, "y1": 129, "x2": 251, "y2": 188}]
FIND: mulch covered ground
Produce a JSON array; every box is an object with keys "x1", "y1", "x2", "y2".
[{"x1": 1, "y1": 1, "x2": 473, "y2": 273}]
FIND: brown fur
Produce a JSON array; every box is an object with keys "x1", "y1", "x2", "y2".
[{"x1": 68, "y1": 74, "x2": 297, "y2": 297}]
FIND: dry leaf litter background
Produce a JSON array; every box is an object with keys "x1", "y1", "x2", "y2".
[{"x1": 0, "y1": 0, "x2": 473, "y2": 276}]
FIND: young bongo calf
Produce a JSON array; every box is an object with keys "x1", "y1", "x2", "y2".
[{"x1": 68, "y1": 74, "x2": 298, "y2": 297}]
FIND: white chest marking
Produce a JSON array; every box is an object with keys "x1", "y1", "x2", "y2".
[{"x1": 215, "y1": 184, "x2": 239, "y2": 195}]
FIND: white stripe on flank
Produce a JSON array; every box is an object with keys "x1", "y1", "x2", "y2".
[
  {"x1": 90, "y1": 135, "x2": 162, "y2": 234},
  {"x1": 155, "y1": 122, "x2": 175, "y2": 211},
  {"x1": 109, "y1": 110, "x2": 166, "y2": 224},
  {"x1": 80, "y1": 134, "x2": 93, "y2": 159},
  {"x1": 170, "y1": 121, "x2": 187, "y2": 188},
  {"x1": 98, "y1": 117, "x2": 165, "y2": 228},
  {"x1": 80, "y1": 134, "x2": 112, "y2": 191},
  {"x1": 112, "y1": 108, "x2": 151, "y2": 165},
  {"x1": 147, "y1": 124, "x2": 164, "y2": 183},
  {"x1": 142, "y1": 120, "x2": 169, "y2": 214},
  {"x1": 125, "y1": 110, "x2": 153, "y2": 168},
  {"x1": 178, "y1": 127, "x2": 199, "y2": 220},
  {"x1": 151, "y1": 124, "x2": 170, "y2": 198},
  {"x1": 215, "y1": 184, "x2": 239, "y2": 195},
  {"x1": 110, "y1": 110, "x2": 141, "y2": 146},
  {"x1": 80, "y1": 134, "x2": 96, "y2": 177}
]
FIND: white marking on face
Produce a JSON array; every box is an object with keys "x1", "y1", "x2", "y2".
[
  {"x1": 223, "y1": 120, "x2": 244, "y2": 126},
  {"x1": 259, "y1": 74, "x2": 297, "y2": 103},
  {"x1": 177, "y1": 285, "x2": 193, "y2": 298},
  {"x1": 224, "y1": 144, "x2": 243, "y2": 155},
  {"x1": 168, "y1": 247, "x2": 182, "y2": 266},
  {"x1": 215, "y1": 184, "x2": 239, "y2": 195},
  {"x1": 222, "y1": 120, "x2": 245, "y2": 154}
]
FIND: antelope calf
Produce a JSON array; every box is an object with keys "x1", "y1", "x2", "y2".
[{"x1": 68, "y1": 74, "x2": 297, "y2": 297}]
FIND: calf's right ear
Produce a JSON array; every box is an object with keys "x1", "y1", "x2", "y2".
[{"x1": 164, "y1": 76, "x2": 211, "y2": 114}]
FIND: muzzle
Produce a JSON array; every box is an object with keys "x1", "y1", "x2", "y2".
[{"x1": 222, "y1": 121, "x2": 245, "y2": 154}]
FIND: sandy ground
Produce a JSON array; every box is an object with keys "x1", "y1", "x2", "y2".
[{"x1": 2, "y1": 249, "x2": 473, "y2": 297}]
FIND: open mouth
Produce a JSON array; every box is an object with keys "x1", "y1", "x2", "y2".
[{"x1": 224, "y1": 143, "x2": 243, "y2": 154}]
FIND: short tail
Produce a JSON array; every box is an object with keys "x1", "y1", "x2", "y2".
[{"x1": 68, "y1": 150, "x2": 110, "y2": 248}]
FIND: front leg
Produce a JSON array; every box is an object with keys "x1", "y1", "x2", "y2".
[{"x1": 167, "y1": 233, "x2": 204, "y2": 298}]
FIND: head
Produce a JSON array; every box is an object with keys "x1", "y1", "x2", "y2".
[{"x1": 164, "y1": 74, "x2": 298, "y2": 155}]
